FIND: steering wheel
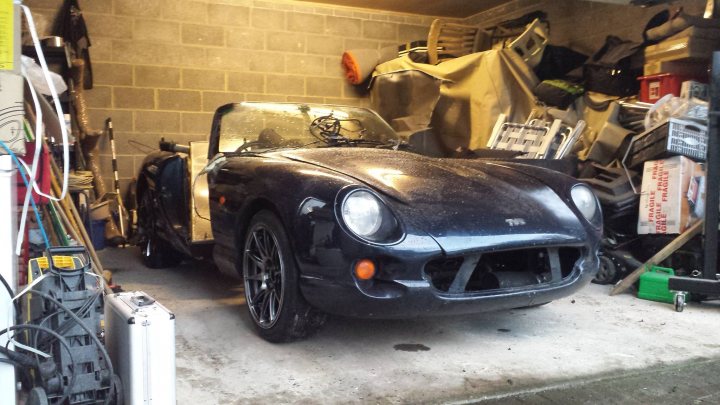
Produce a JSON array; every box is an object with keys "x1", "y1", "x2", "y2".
[{"x1": 234, "y1": 140, "x2": 272, "y2": 153}]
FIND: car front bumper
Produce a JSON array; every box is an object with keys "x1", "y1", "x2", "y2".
[{"x1": 299, "y1": 249, "x2": 599, "y2": 319}]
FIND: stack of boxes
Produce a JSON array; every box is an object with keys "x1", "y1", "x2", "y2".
[
  {"x1": 633, "y1": 21, "x2": 718, "y2": 236},
  {"x1": 638, "y1": 25, "x2": 719, "y2": 103}
]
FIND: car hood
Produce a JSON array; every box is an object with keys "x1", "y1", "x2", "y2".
[{"x1": 278, "y1": 148, "x2": 588, "y2": 254}]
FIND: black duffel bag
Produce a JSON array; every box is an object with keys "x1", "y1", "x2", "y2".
[{"x1": 583, "y1": 35, "x2": 643, "y2": 97}]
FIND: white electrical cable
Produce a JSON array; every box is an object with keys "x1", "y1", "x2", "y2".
[
  {"x1": 20, "y1": 4, "x2": 70, "y2": 200},
  {"x1": 4, "y1": 272, "x2": 54, "y2": 359},
  {"x1": 12, "y1": 4, "x2": 72, "y2": 254}
]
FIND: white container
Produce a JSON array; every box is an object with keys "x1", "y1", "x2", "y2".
[{"x1": 105, "y1": 291, "x2": 176, "y2": 405}]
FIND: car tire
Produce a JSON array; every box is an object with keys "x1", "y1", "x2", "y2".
[
  {"x1": 592, "y1": 255, "x2": 618, "y2": 285},
  {"x1": 242, "y1": 210, "x2": 326, "y2": 343}
]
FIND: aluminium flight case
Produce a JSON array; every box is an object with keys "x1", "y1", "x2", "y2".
[{"x1": 105, "y1": 291, "x2": 176, "y2": 404}]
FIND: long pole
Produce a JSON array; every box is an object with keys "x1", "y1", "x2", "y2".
[
  {"x1": 105, "y1": 118, "x2": 126, "y2": 239},
  {"x1": 703, "y1": 52, "x2": 719, "y2": 279},
  {"x1": 0, "y1": 156, "x2": 17, "y2": 404},
  {"x1": 610, "y1": 220, "x2": 704, "y2": 295},
  {"x1": 49, "y1": 156, "x2": 111, "y2": 294}
]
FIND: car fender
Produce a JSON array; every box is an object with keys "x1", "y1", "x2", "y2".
[
  {"x1": 208, "y1": 156, "x2": 357, "y2": 278},
  {"x1": 137, "y1": 150, "x2": 193, "y2": 256}
]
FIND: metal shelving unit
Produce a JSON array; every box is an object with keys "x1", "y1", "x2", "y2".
[{"x1": 669, "y1": 52, "x2": 720, "y2": 308}]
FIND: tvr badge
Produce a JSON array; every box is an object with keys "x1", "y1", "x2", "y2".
[{"x1": 505, "y1": 218, "x2": 526, "y2": 227}]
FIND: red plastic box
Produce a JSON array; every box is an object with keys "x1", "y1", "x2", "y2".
[
  {"x1": 638, "y1": 73, "x2": 703, "y2": 103},
  {"x1": 16, "y1": 142, "x2": 51, "y2": 205}
]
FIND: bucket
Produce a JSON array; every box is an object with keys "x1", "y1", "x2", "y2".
[
  {"x1": 90, "y1": 201, "x2": 111, "y2": 221},
  {"x1": 90, "y1": 219, "x2": 107, "y2": 251}
]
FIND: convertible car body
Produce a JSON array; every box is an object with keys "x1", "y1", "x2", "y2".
[{"x1": 136, "y1": 102, "x2": 602, "y2": 342}]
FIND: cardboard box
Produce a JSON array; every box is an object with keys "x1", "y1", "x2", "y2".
[
  {"x1": 645, "y1": 28, "x2": 720, "y2": 63},
  {"x1": 643, "y1": 59, "x2": 709, "y2": 77},
  {"x1": 680, "y1": 80, "x2": 709, "y2": 100},
  {"x1": 667, "y1": 26, "x2": 720, "y2": 42},
  {"x1": 645, "y1": 37, "x2": 719, "y2": 62},
  {"x1": 638, "y1": 156, "x2": 706, "y2": 234}
]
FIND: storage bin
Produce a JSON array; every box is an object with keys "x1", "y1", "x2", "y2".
[
  {"x1": 90, "y1": 219, "x2": 106, "y2": 251},
  {"x1": 638, "y1": 73, "x2": 701, "y2": 103},
  {"x1": 16, "y1": 143, "x2": 51, "y2": 205},
  {"x1": 627, "y1": 118, "x2": 707, "y2": 168}
]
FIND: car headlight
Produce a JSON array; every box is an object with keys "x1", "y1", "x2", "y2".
[
  {"x1": 571, "y1": 185, "x2": 599, "y2": 223},
  {"x1": 340, "y1": 189, "x2": 400, "y2": 242}
]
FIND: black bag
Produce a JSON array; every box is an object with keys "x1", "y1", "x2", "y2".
[
  {"x1": 534, "y1": 45, "x2": 588, "y2": 81},
  {"x1": 52, "y1": 0, "x2": 93, "y2": 89},
  {"x1": 583, "y1": 36, "x2": 642, "y2": 97},
  {"x1": 533, "y1": 80, "x2": 584, "y2": 109}
]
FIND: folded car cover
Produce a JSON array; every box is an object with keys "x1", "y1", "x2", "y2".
[
  {"x1": 370, "y1": 70, "x2": 441, "y2": 134},
  {"x1": 371, "y1": 49, "x2": 539, "y2": 151}
]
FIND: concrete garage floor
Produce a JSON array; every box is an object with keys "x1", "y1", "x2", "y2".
[{"x1": 99, "y1": 247, "x2": 720, "y2": 404}]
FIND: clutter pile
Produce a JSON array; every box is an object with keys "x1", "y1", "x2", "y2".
[
  {"x1": 340, "y1": 4, "x2": 719, "y2": 302},
  {"x1": 16, "y1": 2, "x2": 134, "y2": 285},
  {"x1": 2, "y1": 2, "x2": 152, "y2": 402}
]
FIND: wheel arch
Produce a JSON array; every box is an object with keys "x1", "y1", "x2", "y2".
[
  {"x1": 233, "y1": 197, "x2": 286, "y2": 275},
  {"x1": 135, "y1": 173, "x2": 149, "y2": 203}
]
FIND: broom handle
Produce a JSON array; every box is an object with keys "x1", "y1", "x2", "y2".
[
  {"x1": 106, "y1": 118, "x2": 126, "y2": 238},
  {"x1": 49, "y1": 156, "x2": 110, "y2": 293}
]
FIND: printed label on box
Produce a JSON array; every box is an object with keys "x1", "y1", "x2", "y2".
[
  {"x1": 638, "y1": 156, "x2": 706, "y2": 234},
  {"x1": 649, "y1": 81, "x2": 660, "y2": 100}
]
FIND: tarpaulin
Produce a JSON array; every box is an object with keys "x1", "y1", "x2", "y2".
[{"x1": 371, "y1": 49, "x2": 539, "y2": 152}]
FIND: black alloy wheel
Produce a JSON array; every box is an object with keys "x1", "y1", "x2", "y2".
[
  {"x1": 244, "y1": 221, "x2": 284, "y2": 328},
  {"x1": 242, "y1": 210, "x2": 325, "y2": 342}
]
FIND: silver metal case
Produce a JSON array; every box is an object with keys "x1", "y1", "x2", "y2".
[{"x1": 105, "y1": 291, "x2": 176, "y2": 405}]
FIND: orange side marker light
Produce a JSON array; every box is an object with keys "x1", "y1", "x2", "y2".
[{"x1": 354, "y1": 259, "x2": 376, "y2": 280}]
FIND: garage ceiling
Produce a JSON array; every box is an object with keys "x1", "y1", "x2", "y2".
[{"x1": 295, "y1": 0, "x2": 507, "y2": 18}]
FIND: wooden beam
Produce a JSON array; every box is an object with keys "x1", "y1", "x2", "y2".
[{"x1": 610, "y1": 220, "x2": 704, "y2": 296}]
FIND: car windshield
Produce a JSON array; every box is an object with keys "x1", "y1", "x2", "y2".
[{"x1": 217, "y1": 102, "x2": 401, "y2": 153}]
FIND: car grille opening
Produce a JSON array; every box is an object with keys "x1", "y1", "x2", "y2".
[{"x1": 424, "y1": 247, "x2": 582, "y2": 294}]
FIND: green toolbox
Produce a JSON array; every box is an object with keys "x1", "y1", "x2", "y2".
[{"x1": 638, "y1": 266, "x2": 676, "y2": 304}]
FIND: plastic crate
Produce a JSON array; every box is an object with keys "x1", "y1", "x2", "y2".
[
  {"x1": 638, "y1": 73, "x2": 700, "y2": 103},
  {"x1": 627, "y1": 118, "x2": 707, "y2": 168},
  {"x1": 16, "y1": 142, "x2": 51, "y2": 205}
]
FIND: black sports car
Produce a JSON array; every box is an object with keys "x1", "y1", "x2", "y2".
[{"x1": 136, "y1": 102, "x2": 602, "y2": 342}]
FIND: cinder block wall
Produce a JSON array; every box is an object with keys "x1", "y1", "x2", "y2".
[
  {"x1": 25, "y1": 0, "x2": 710, "y2": 192},
  {"x1": 463, "y1": 0, "x2": 709, "y2": 54},
  {"x1": 25, "y1": 0, "x2": 438, "y2": 191}
]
